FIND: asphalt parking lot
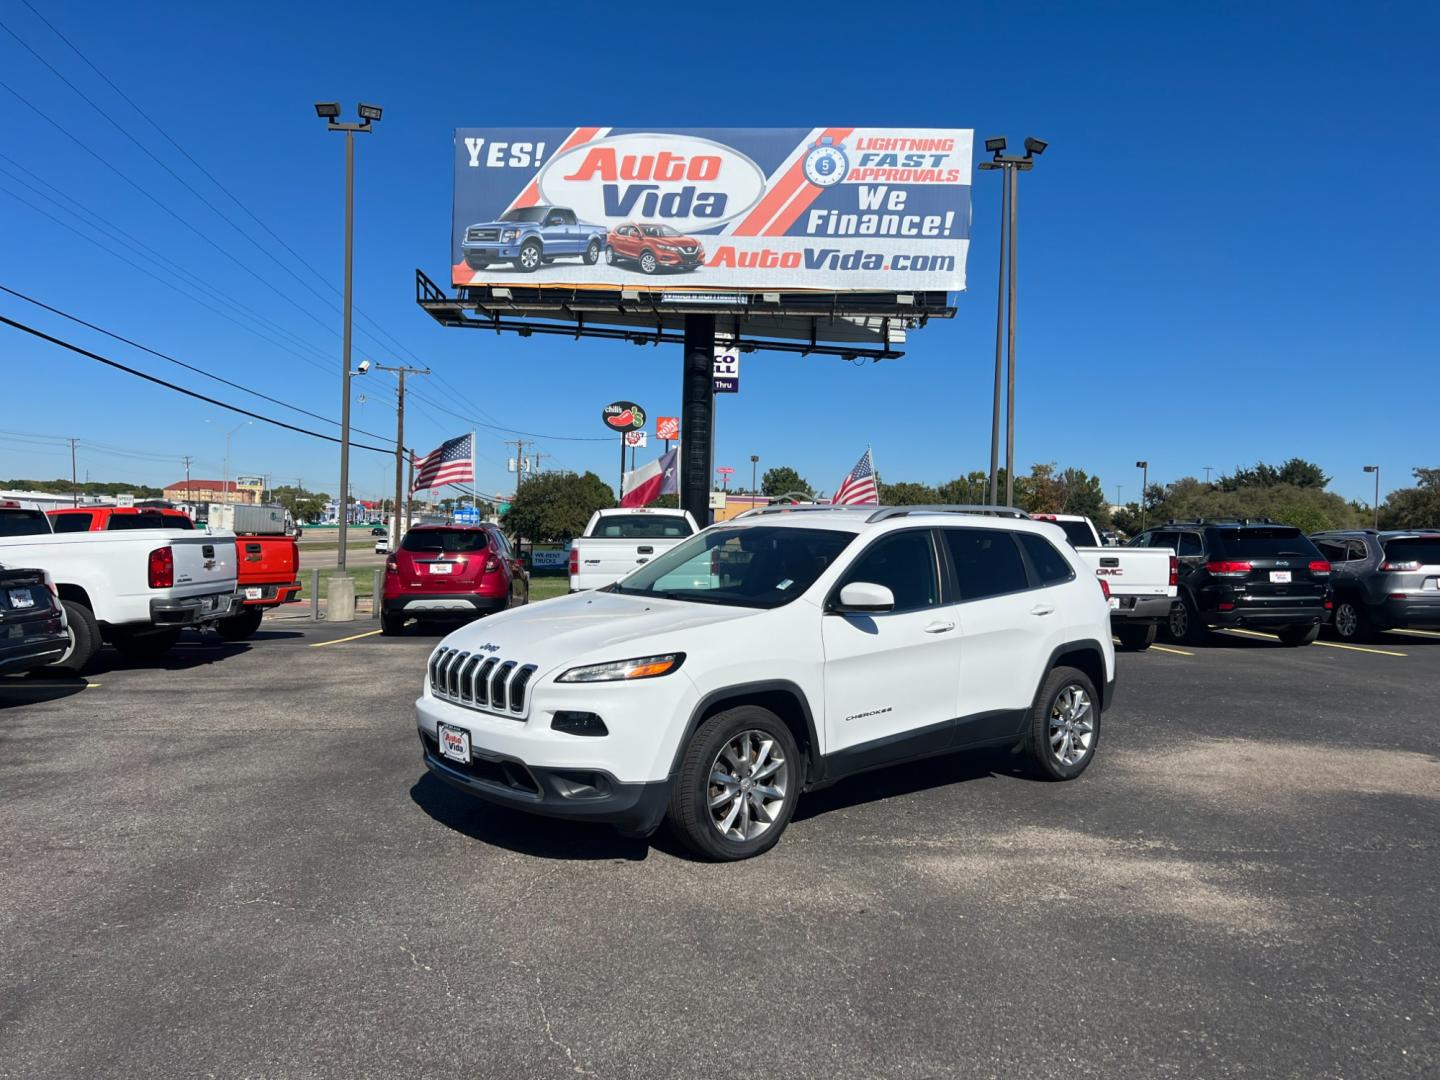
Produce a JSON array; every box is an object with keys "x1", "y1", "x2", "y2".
[{"x1": 2, "y1": 619, "x2": 1437, "y2": 1079}]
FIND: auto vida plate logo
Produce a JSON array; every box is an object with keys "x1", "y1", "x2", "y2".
[{"x1": 537, "y1": 133, "x2": 767, "y2": 232}]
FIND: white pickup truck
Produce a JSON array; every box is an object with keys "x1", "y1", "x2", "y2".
[
  {"x1": 1032, "y1": 514, "x2": 1176, "y2": 650},
  {"x1": 0, "y1": 502, "x2": 237, "y2": 673},
  {"x1": 568, "y1": 508, "x2": 700, "y2": 592}
]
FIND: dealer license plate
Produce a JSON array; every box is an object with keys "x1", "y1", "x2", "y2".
[
  {"x1": 1423, "y1": 577, "x2": 1439, "y2": 591},
  {"x1": 429, "y1": 563, "x2": 453, "y2": 575},
  {"x1": 244, "y1": 587, "x2": 262, "y2": 600},
  {"x1": 7, "y1": 588, "x2": 35, "y2": 609},
  {"x1": 437, "y1": 723, "x2": 471, "y2": 764},
  {"x1": 1108, "y1": 596, "x2": 1119, "y2": 609},
  {"x1": 1270, "y1": 571, "x2": 1292, "y2": 583},
  {"x1": 200, "y1": 595, "x2": 217, "y2": 613}
]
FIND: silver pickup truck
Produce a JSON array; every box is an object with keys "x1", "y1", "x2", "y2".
[
  {"x1": 1033, "y1": 514, "x2": 1177, "y2": 651},
  {"x1": 568, "y1": 508, "x2": 700, "y2": 592}
]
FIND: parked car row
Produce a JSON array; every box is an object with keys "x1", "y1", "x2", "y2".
[{"x1": 0, "y1": 499, "x2": 301, "y2": 676}]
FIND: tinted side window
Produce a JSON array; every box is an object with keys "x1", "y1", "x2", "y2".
[
  {"x1": 839, "y1": 531, "x2": 939, "y2": 612},
  {"x1": 1347, "y1": 540, "x2": 1370, "y2": 561},
  {"x1": 944, "y1": 528, "x2": 1030, "y2": 601},
  {"x1": 0, "y1": 509, "x2": 52, "y2": 536},
  {"x1": 1177, "y1": 532, "x2": 1203, "y2": 557},
  {"x1": 50, "y1": 513, "x2": 94, "y2": 533},
  {"x1": 1148, "y1": 530, "x2": 1180, "y2": 550},
  {"x1": 1019, "y1": 533, "x2": 1075, "y2": 586}
]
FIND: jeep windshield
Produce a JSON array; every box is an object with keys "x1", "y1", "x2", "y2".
[
  {"x1": 499, "y1": 207, "x2": 551, "y2": 223},
  {"x1": 610, "y1": 525, "x2": 856, "y2": 609}
]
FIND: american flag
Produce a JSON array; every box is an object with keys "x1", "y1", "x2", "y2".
[
  {"x1": 832, "y1": 448, "x2": 878, "y2": 505},
  {"x1": 411, "y1": 433, "x2": 474, "y2": 493}
]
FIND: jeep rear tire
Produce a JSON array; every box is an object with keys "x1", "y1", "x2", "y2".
[
  {"x1": 1331, "y1": 599, "x2": 1373, "y2": 642},
  {"x1": 1277, "y1": 623, "x2": 1319, "y2": 647},
  {"x1": 1116, "y1": 624, "x2": 1157, "y2": 651},
  {"x1": 1024, "y1": 665, "x2": 1101, "y2": 781},
  {"x1": 1167, "y1": 593, "x2": 1206, "y2": 645},
  {"x1": 667, "y1": 705, "x2": 801, "y2": 861},
  {"x1": 516, "y1": 240, "x2": 542, "y2": 273},
  {"x1": 48, "y1": 599, "x2": 100, "y2": 677}
]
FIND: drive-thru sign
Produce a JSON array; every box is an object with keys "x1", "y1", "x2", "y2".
[{"x1": 713, "y1": 348, "x2": 739, "y2": 393}]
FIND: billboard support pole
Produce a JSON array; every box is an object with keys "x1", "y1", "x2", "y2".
[
  {"x1": 987, "y1": 165, "x2": 1008, "y2": 506},
  {"x1": 681, "y1": 315, "x2": 715, "y2": 526},
  {"x1": 618, "y1": 432, "x2": 626, "y2": 503}
]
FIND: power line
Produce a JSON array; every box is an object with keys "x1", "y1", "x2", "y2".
[
  {"x1": 0, "y1": 283, "x2": 392, "y2": 442},
  {"x1": 14, "y1": 0, "x2": 426, "y2": 371},
  {"x1": 405, "y1": 385, "x2": 615, "y2": 443},
  {"x1": 0, "y1": 313, "x2": 393, "y2": 455}
]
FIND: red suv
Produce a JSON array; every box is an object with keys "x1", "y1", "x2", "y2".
[
  {"x1": 381, "y1": 524, "x2": 528, "y2": 635},
  {"x1": 604, "y1": 222, "x2": 705, "y2": 274}
]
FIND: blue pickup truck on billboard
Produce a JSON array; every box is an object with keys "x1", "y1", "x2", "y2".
[{"x1": 453, "y1": 127, "x2": 973, "y2": 293}]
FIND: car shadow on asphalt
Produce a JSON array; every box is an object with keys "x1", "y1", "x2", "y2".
[
  {"x1": 792, "y1": 746, "x2": 1029, "y2": 823},
  {"x1": 84, "y1": 640, "x2": 253, "y2": 675},
  {"x1": 408, "y1": 773, "x2": 663, "y2": 862},
  {"x1": 0, "y1": 675, "x2": 91, "y2": 708}
]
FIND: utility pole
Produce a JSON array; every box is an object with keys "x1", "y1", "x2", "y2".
[
  {"x1": 371, "y1": 363, "x2": 430, "y2": 542},
  {"x1": 69, "y1": 437, "x2": 78, "y2": 506},
  {"x1": 182, "y1": 455, "x2": 192, "y2": 492},
  {"x1": 1203, "y1": 465, "x2": 1214, "y2": 485},
  {"x1": 505, "y1": 440, "x2": 531, "y2": 488}
]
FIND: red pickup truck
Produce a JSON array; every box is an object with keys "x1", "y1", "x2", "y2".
[{"x1": 47, "y1": 506, "x2": 299, "y2": 639}]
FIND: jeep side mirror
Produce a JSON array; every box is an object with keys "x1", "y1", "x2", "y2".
[{"x1": 834, "y1": 582, "x2": 895, "y2": 613}]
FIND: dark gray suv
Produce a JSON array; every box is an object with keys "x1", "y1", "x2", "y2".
[{"x1": 1309, "y1": 530, "x2": 1440, "y2": 641}]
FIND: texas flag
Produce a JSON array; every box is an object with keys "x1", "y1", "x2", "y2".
[{"x1": 621, "y1": 448, "x2": 679, "y2": 507}]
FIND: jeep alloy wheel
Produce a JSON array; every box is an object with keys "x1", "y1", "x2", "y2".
[
  {"x1": 1050, "y1": 685, "x2": 1094, "y2": 767},
  {"x1": 708, "y1": 730, "x2": 788, "y2": 842}
]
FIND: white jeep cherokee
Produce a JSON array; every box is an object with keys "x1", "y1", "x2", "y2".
[{"x1": 416, "y1": 505, "x2": 1115, "y2": 860}]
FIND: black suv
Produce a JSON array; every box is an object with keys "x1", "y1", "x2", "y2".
[
  {"x1": 1309, "y1": 530, "x2": 1440, "y2": 641},
  {"x1": 1129, "y1": 521, "x2": 1332, "y2": 646}
]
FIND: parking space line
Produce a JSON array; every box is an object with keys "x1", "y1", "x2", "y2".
[
  {"x1": 2, "y1": 681, "x2": 98, "y2": 689},
  {"x1": 1149, "y1": 644, "x2": 1194, "y2": 657},
  {"x1": 1218, "y1": 627, "x2": 1406, "y2": 657},
  {"x1": 309, "y1": 629, "x2": 383, "y2": 647},
  {"x1": 1388, "y1": 628, "x2": 1440, "y2": 639}
]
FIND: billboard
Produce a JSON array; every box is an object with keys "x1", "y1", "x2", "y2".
[{"x1": 453, "y1": 128, "x2": 972, "y2": 293}]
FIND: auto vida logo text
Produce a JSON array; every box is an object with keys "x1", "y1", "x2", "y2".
[{"x1": 537, "y1": 134, "x2": 767, "y2": 232}]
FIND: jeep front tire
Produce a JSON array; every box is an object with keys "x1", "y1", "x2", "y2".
[
  {"x1": 1024, "y1": 665, "x2": 1101, "y2": 781},
  {"x1": 667, "y1": 705, "x2": 801, "y2": 861}
]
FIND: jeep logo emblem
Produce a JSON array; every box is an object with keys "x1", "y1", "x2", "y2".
[{"x1": 477, "y1": 643, "x2": 501, "y2": 653}]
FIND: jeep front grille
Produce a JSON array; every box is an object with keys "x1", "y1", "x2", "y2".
[{"x1": 429, "y1": 647, "x2": 536, "y2": 717}]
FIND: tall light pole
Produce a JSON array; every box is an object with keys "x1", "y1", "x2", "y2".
[
  {"x1": 315, "y1": 101, "x2": 382, "y2": 570},
  {"x1": 371, "y1": 361, "x2": 431, "y2": 544},
  {"x1": 223, "y1": 420, "x2": 252, "y2": 506},
  {"x1": 1363, "y1": 465, "x2": 1380, "y2": 529},
  {"x1": 1136, "y1": 460, "x2": 1149, "y2": 530},
  {"x1": 978, "y1": 136, "x2": 1046, "y2": 505},
  {"x1": 1203, "y1": 465, "x2": 1214, "y2": 485},
  {"x1": 750, "y1": 454, "x2": 759, "y2": 497}
]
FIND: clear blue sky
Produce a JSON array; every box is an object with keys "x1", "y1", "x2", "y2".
[{"x1": 1, "y1": 0, "x2": 1436, "y2": 507}]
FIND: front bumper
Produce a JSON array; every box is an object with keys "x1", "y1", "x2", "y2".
[
  {"x1": 420, "y1": 731, "x2": 671, "y2": 835},
  {"x1": 384, "y1": 592, "x2": 507, "y2": 617},
  {"x1": 463, "y1": 242, "x2": 522, "y2": 265},
  {"x1": 1108, "y1": 594, "x2": 1171, "y2": 624},
  {"x1": 149, "y1": 592, "x2": 233, "y2": 626},
  {"x1": 655, "y1": 248, "x2": 703, "y2": 267}
]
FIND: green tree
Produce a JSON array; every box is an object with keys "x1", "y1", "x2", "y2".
[
  {"x1": 761, "y1": 466, "x2": 813, "y2": 498},
  {"x1": 502, "y1": 470, "x2": 615, "y2": 542},
  {"x1": 878, "y1": 480, "x2": 938, "y2": 505},
  {"x1": 1057, "y1": 467, "x2": 1110, "y2": 525},
  {"x1": 1378, "y1": 467, "x2": 1440, "y2": 529},
  {"x1": 271, "y1": 484, "x2": 328, "y2": 523},
  {"x1": 4, "y1": 478, "x2": 164, "y2": 498},
  {"x1": 936, "y1": 472, "x2": 990, "y2": 505},
  {"x1": 1218, "y1": 458, "x2": 1329, "y2": 492}
]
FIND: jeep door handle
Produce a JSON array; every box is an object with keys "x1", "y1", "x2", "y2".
[
  {"x1": 924, "y1": 620, "x2": 956, "y2": 634},
  {"x1": 1030, "y1": 605, "x2": 1056, "y2": 616}
]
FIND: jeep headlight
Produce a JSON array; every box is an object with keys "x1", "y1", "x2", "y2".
[{"x1": 556, "y1": 653, "x2": 685, "y2": 683}]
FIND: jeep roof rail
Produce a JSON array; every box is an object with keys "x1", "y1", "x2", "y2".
[
  {"x1": 866, "y1": 504, "x2": 1029, "y2": 523},
  {"x1": 735, "y1": 504, "x2": 858, "y2": 519}
]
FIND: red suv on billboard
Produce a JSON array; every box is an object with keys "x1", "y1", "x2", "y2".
[
  {"x1": 381, "y1": 524, "x2": 528, "y2": 635},
  {"x1": 605, "y1": 222, "x2": 705, "y2": 274}
]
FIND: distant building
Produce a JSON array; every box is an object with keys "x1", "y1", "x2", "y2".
[{"x1": 163, "y1": 479, "x2": 258, "y2": 504}]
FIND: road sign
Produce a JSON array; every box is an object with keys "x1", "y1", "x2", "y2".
[
  {"x1": 713, "y1": 348, "x2": 739, "y2": 394},
  {"x1": 625, "y1": 430, "x2": 648, "y2": 448},
  {"x1": 453, "y1": 507, "x2": 480, "y2": 524},
  {"x1": 716, "y1": 466, "x2": 735, "y2": 476},
  {"x1": 656, "y1": 416, "x2": 679, "y2": 441}
]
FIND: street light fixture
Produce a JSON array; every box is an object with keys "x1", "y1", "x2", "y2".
[
  {"x1": 750, "y1": 454, "x2": 759, "y2": 497},
  {"x1": 1136, "y1": 460, "x2": 1150, "y2": 530},
  {"x1": 1363, "y1": 465, "x2": 1380, "y2": 529},
  {"x1": 315, "y1": 101, "x2": 382, "y2": 568},
  {"x1": 978, "y1": 135, "x2": 1047, "y2": 506}
]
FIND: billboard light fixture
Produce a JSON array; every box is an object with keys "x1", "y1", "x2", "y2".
[
  {"x1": 1024, "y1": 137, "x2": 1048, "y2": 156},
  {"x1": 984, "y1": 136, "x2": 1007, "y2": 153},
  {"x1": 357, "y1": 103, "x2": 383, "y2": 122},
  {"x1": 314, "y1": 102, "x2": 341, "y2": 120}
]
